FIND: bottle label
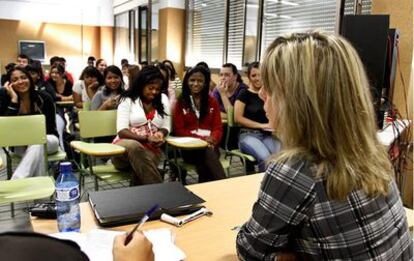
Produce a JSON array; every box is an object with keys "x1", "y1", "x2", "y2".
[{"x1": 56, "y1": 186, "x2": 80, "y2": 201}]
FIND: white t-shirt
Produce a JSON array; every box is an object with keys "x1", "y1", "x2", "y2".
[
  {"x1": 116, "y1": 93, "x2": 171, "y2": 133},
  {"x1": 72, "y1": 80, "x2": 90, "y2": 102}
]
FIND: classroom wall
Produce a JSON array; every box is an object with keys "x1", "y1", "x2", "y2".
[{"x1": 0, "y1": 0, "x2": 114, "y2": 79}]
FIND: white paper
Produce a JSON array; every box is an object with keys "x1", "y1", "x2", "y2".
[{"x1": 51, "y1": 228, "x2": 185, "y2": 261}]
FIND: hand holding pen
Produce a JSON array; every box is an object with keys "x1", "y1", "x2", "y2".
[{"x1": 124, "y1": 204, "x2": 159, "y2": 245}]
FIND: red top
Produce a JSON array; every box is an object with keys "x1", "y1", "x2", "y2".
[{"x1": 173, "y1": 96, "x2": 223, "y2": 146}]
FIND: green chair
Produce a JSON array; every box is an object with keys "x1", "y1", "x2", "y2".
[
  {"x1": 0, "y1": 115, "x2": 67, "y2": 179},
  {"x1": 71, "y1": 110, "x2": 131, "y2": 191},
  {"x1": 0, "y1": 177, "x2": 55, "y2": 205},
  {"x1": 166, "y1": 136, "x2": 231, "y2": 184},
  {"x1": 224, "y1": 107, "x2": 257, "y2": 175},
  {"x1": 0, "y1": 115, "x2": 57, "y2": 216}
]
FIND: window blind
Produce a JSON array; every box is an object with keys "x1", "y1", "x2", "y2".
[
  {"x1": 227, "y1": 0, "x2": 246, "y2": 69},
  {"x1": 343, "y1": 0, "x2": 372, "y2": 15},
  {"x1": 261, "y1": 0, "x2": 337, "y2": 55},
  {"x1": 185, "y1": 0, "x2": 226, "y2": 68}
]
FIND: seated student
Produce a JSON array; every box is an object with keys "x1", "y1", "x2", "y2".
[
  {"x1": 173, "y1": 66, "x2": 226, "y2": 183},
  {"x1": 211, "y1": 63, "x2": 248, "y2": 119},
  {"x1": 58, "y1": 57, "x2": 74, "y2": 85},
  {"x1": 125, "y1": 64, "x2": 141, "y2": 90},
  {"x1": 26, "y1": 62, "x2": 56, "y2": 101},
  {"x1": 211, "y1": 63, "x2": 248, "y2": 151},
  {"x1": 73, "y1": 66, "x2": 104, "y2": 109},
  {"x1": 155, "y1": 63, "x2": 175, "y2": 104},
  {"x1": 90, "y1": 65, "x2": 124, "y2": 111},
  {"x1": 16, "y1": 54, "x2": 30, "y2": 68},
  {"x1": 87, "y1": 56, "x2": 96, "y2": 67},
  {"x1": 111, "y1": 65, "x2": 170, "y2": 185},
  {"x1": 236, "y1": 32, "x2": 413, "y2": 260},
  {"x1": 234, "y1": 62, "x2": 281, "y2": 172},
  {"x1": 196, "y1": 61, "x2": 215, "y2": 92},
  {"x1": 47, "y1": 63, "x2": 73, "y2": 103},
  {"x1": 95, "y1": 58, "x2": 107, "y2": 75},
  {"x1": 0, "y1": 67, "x2": 59, "y2": 179},
  {"x1": 162, "y1": 59, "x2": 183, "y2": 91}
]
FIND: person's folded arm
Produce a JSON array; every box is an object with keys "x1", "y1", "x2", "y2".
[{"x1": 236, "y1": 161, "x2": 316, "y2": 261}]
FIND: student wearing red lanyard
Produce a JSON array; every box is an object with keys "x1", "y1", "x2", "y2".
[
  {"x1": 112, "y1": 66, "x2": 171, "y2": 186},
  {"x1": 173, "y1": 66, "x2": 226, "y2": 183}
]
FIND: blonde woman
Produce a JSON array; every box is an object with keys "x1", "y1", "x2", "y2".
[{"x1": 236, "y1": 32, "x2": 412, "y2": 260}]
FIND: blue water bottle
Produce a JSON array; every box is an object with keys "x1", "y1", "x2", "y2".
[{"x1": 55, "y1": 162, "x2": 81, "y2": 232}]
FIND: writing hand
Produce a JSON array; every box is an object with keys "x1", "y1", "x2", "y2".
[{"x1": 113, "y1": 231, "x2": 154, "y2": 261}]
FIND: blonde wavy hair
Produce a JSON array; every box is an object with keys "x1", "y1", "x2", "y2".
[{"x1": 261, "y1": 31, "x2": 393, "y2": 200}]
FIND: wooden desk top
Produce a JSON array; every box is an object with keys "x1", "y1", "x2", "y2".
[
  {"x1": 56, "y1": 100, "x2": 75, "y2": 106},
  {"x1": 166, "y1": 136, "x2": 208, "y2": 149},
  {"x1": 31, "y1": 174, "x2": 414, "y2": 260},
  {"x1": 32, "y1": 174, "x2": 263, "y2": 261}
]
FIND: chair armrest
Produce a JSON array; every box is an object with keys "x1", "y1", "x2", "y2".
[{"x1": 70, "y1": 141, "x2": 125, "y2": 156}]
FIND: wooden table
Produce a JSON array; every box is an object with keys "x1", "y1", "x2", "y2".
[
  {"x1": 31, "y1": 174, "x2": 414, "y2": 260},
  {"x1": 32, "y1": 174, "x2": 262, "y2": 260}
]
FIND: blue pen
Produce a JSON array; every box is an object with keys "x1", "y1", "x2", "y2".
[{"x1": 124, "y1": 204, "x2": 160, "y2": 245}]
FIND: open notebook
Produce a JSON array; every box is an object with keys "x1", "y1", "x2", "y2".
[{"x1": 51, "y1": 228, "x2": 185, "y2": 261}]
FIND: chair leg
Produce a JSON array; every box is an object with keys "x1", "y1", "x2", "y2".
[{"x1": 87, "y1": 155, "x2": 98, "y2": 191}]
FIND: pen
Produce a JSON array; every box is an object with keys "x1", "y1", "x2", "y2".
[{"x1": 124, "y1": 204, "x2": 159, "y2": 245}]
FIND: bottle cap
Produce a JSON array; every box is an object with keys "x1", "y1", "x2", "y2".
[{"x1": 59, "y1": 162, "x2": 72, "y2": 173}]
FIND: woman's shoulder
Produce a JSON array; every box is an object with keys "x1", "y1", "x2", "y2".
[{"x1": 266, "y1": 156, "x2": 319, "y2": 183}]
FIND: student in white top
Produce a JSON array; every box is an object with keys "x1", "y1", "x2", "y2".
[
  {"x1": 72, "y1": 66, "x2": 104, "y2": 109},
  {"x1": 112, "y1": 65, "x2": 171, "y2": 185}
]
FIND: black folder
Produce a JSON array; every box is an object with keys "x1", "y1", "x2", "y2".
[{"x1": 88, "y1": 182, "x2": 205, "y2": 227}]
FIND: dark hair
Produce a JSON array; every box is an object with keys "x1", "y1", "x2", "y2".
[
  {"x1": 122, "y1": 65, "x2": 166, "y2": 117},
  {"x1": 246, "y1": 61, "x2": 260, "y2": 78},
  {"x1": 196, "y1": 62, "x2": 210, "y2": 72},
  {"x1": 88, "y1": 56, "x2": 96, "y2": 62},
  {"x1": 162, "y1": 60, "x2": 177, "y2": 80},
  {"x1": 18, "y1": 54, "x2": 30, "y2": 60},
  {"x1": 154, "y1": 63, "x2": 170, "y2": 96},
  {"x1": 59, "y1": 57, "x2": 66, "y2": 63},
  {"x1": 121, "y1": 59, "x2": 129, "y2": 67},
  {"x1": 79, "y1": 66, "x2": 104, "y2": 86},
  {"x1": 103, "y1": 65, "x2": 124, "y2": 96},
  {"x1": 50, "y1": 56, "x2": 60, "y2": 66},
  {"x1": 9, "y1": 67, "x2": 38, "y2": 112},
  {"x1": 222, "y1": 63, "x2": 243, "y2": 83},
  {"x1": 50, "y1": 64, "x2": 65, "y2": 75},
  {"x1": 5, "y1": 63, "x2": 16, "y2": 72},
  {"x1": 26, "y1": 60, "x2": 45, "y2": 82},
  {"x1": 180, "y1": 66, "x2": 211, "y2": 120}
]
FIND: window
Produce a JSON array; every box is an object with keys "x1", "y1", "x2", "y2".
[
  {"x1": 138, "y1": 6, "x2": 149, "y2": 63},
  {"x1": 227, "y1": 0, "x2": 246, "y2": 68},
  {"x1": 151, "y1": 1, "x2": 160, "y2": 62},
  {"x1": 185, "y1": 0, "x2": 226, "y2": 68},
  {"x1": 243, "y1": 0, "x2": 260, "y2": 66},
  {"x1": 261, "y1": 0, "x2": 337, "y2": 54},
  {"x1": 185, "y1": 0, "x2": 372, "y2": 69},
  {"x1": 114, "y1": 12, "x2": 130, "y2": 66}
]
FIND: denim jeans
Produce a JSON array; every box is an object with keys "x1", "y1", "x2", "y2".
[{"x1": 238, "y1": 129, "x2": 281, "y2": 172}]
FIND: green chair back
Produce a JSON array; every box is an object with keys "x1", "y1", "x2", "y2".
[
  {"x1": 0, "y1": 115, "x2": 46, "y2": 147},
  {"x1": 78, "y1": 110, "x2": 118, "y2": 139}
]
